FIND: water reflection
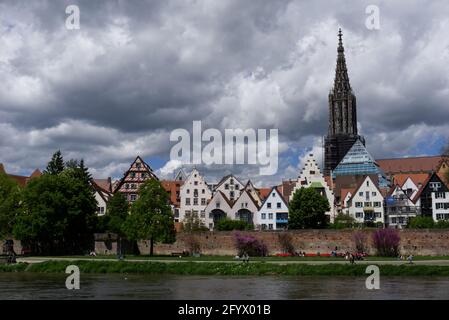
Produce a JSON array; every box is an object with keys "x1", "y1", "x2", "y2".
[{"x1": 1, "y1": 273, "x2": 449, "y2": 300}]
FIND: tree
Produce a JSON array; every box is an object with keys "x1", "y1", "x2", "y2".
[
  {"x1": 44, "y1": 150, "x2": 64, "y2": 175},
  {"x1": 14, "y1": 169, "x2": 98, "y2": 255},
  {"x1": 330, "y1": 213, "x2": 356, "y2": 229},
  {"x1": 288, "y1": 187, "x2": 330, "y2": 229},
  {"x1": 182, "y1": 212, "x2": 209, "y2": 232},
  {"x1": 123, "y1": 179, "x2": 175, "y2": 256},
  {"x1": 408, "y1": 216, "x2": 435, "y2": 229},
  {"x1": 106, "y1": 192, "x2": 129, "y2": 235},
  {"x1": 0, "y1": 172, "x2": 22, "y2": 238}
]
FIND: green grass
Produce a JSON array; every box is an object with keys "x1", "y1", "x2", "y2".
[{"x1": 5, "y1": 260, "x2": 449, "y2": 276}]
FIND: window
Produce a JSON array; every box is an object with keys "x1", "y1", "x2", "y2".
[
  {"x1": 268, "y1": 224, "x2": 273, "y2": 230},
  {"x1": 194, "y1": 189, "x2": 198, "y2": 197},
  {"x1": 436, "y1": 203, "x2": 449, "y2": 210},
  {"x1": 125, "y1": 184, "x2": 129, "y2": 189},
  {"x1": 235, "y1": 185, "x2": 239, "y2": 190},
  {"x1": 366, "y1": 180, "x2": 370, "y2": 187},
  {"x1": 272, "y1": 193, "x2": 276, "y2": 197},
  {"x1": 356, "y1": 212, "x2": 363, "y2": 218},
  {"x1": 310, "y1": 170, "x2": 315, "y2": 174},
  {"x1": 230, "y1": 179, "x2": 234, "y2": 185},
  {"x1": 131, "y1": 184, "x2": 136, "y2": 189},
  {"x1": 359, "y1": 192, "x2": 363, "y2": 196},
  {"x1": 375, "y1": 212, "x2": 381, "y2": 218},
  {"x1": 216, "y1": 202, "x2": 220, "y2": 208},
  {"x1": 262, "y1": 224, "x2": 267, "y2": 230},
  {"x1": 267, "y1": 203, "x2": 272, "y2": 209},
  {"x1": 373, "y1": 202, "x2": 381, "y2": 207},
  {"x1": 200, "y1": 211, "x2": 205, "y2": 218},
  {"x1": 185, "y1": 198, "x2": 191, "y2": 205},
  {"x1": 436, "y1": 192, "x2": 446, "y2": 199},
  {"x1": 141, "y1": 173, "x2": 146, "y2": 178},
  {"x1": 202, "y1": 189, "x2": 205, "y2": 194},
  {"x1": 365, "y1": 191, "x2": 370, "y2": 200},
  {"x1": 194, "y1": 181, "x2": 198, "y2": 186},
  {"x1": 430, "y1": 182, "x2": 441, "y2": 190},
  {"x1": 225, "y1": 184, "x2": 229, "y2": 190},
  {"x1": 193, "y1": 198, "x2": 198, "y2": 205},
  {"x1": 201, "y1": 198, "x2": 206, "y2": 205},
  {"x1": 136, "y1": 163, "x2": 141, "y2": 169},
  {"x1": 398, "y1": 217, "x2": 405, "y2": 224},
  {"x1": 355, "y1": 202, "x2": 363, "y2": 208},
  {"x1": 130, "y1": 172, "x2": 136, "y2": 178},
  {"x1": 262, "y1": 213, "x2": 266, "y2": 220},
  {"x1": 372, "y1": 192, "x2": 377, "y2": 196},
  {"x1": 230, "y1": 191, "x2": 235, "y2": 199},
  {"x1": 277, "y1": 202, "x2": 282, "y2": 209},
  {"x1": 130, "y1": 194, "x2": 137, "y2": 202},
  {"x1": 185, "y1": 210, "x2": 191, "y2": 218},
  {"x1": 187, "y1": 189, "x2": 190, "y2": 194},
  {"x1": 268, "y1": 213, "x2": 273, "y2": 219},
  {"x1": 391, "y1": 217, "x2": 397, "y2": 224},
  {"x1": 364, "y1": 202, "x2": 372, "y2": 207}
]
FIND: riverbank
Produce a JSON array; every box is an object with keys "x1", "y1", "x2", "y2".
[{"x1": 3, "y1": 260, "x2": 449, "y2": 276}]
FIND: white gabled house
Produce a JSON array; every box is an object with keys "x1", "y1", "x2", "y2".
[
  {"x1": 204, "y1": 191, "x2": 233, "y2": 229},
  {"x1": 347, "y1": 176, "x2": 385, "y2": 225},
  {"x1": 179, "y1": 168, "x2": 212, "y2": 225},
  {"x1": 255, "y1": 186, "x2": 289, "y2": 230},
  {"x1": 230, "y1": 190, "x2": 260, "y2": 226},
  {"x1": 213, "y1": 174, "x2": 244, "y2": 202},
  {"x1": 290, "y1": 153, "x2": 336, "y2": 222}
]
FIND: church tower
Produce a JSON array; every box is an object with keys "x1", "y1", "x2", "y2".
[{"x1": 324, "y1": 29, "x2": 365, "y2": 176}]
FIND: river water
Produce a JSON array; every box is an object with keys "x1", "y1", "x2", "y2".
[{"x1": 1, "y1": 273, "x2": 449, "y2": 300}]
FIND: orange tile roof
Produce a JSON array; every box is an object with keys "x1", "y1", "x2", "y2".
[
  {"x1": 391, "y1": 173, "x2": 430, "y2": 188},
  {"x1": 377, "y1": 156, "x2": 444, "y2": 174},
  {"x1": 258, "y1": 188, "x2": 272, "y2": 200},
  {"x1": 340, "y1": 188, "x2": 355, "y2": 203},
  {"x1": 93, "y1": 178, "x2": 112, "y2": 192}
]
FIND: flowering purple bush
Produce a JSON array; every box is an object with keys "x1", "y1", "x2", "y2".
[
  {"x1": 352, "y1": 231, "x2": 368, "y2": 253},
  {"x1": 234, "y1": 233, "x2": 268, "y2": 257},
  {"x1": 372, "y1": 229, "x2": 401, "y2": 257}
]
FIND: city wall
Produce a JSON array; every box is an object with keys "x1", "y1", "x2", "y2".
[{"x1": 94, "y1": 229, "x2": 449, "y2": 256}]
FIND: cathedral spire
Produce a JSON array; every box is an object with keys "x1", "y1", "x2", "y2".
[{"x1": 333, "y1": 28, "x2": 351, "y2": 94}]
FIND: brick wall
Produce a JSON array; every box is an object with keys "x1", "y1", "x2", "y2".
[{"x1": 138, "y1": 229, "x2": 449, "y2": 256}]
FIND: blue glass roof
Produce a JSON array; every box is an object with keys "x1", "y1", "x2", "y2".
[{"x1": 332, "y1": 139, "x2": 390, "y2": 187}]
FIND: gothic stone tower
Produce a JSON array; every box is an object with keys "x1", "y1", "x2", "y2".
[{"x1": 324, "y1": 29, "x2": 365, "y2": 176}]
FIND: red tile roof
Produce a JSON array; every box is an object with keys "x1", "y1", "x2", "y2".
[
  {"x1": 377, "y1": 156, "x2": 444, "y2": 174},
  {"x1": 391, "y1": 173, "x2": 430, "y2": 188}
]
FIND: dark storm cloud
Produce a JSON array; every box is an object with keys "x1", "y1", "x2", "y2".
[{"x1": 1, "y1": 0, "x2": 449, "y2": 182}]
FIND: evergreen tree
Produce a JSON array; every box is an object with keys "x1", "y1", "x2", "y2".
[
  {"x1": 44, "y1": 150, "x2": 64, "y2": 175},
  {"x1": 123, "y1": 179, "x2": 175, "y2": 256},
  {"x1": 288, "y1": 187, "x2": 330, "y2": 229}
]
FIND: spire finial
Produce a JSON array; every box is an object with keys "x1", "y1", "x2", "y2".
[{"x1": 338, "y1": 28, "x2": 343, "y2": 51}]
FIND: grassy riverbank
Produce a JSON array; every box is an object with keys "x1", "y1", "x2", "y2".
[{"x1": 3, "y1": 260, "x2": 449, "y2": 276}]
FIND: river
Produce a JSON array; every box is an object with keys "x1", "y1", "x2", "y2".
[{"x1": 1, "y1": 273, "x2": 449, "y2": 299}]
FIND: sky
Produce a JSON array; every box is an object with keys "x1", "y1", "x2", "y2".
[{"x1": 1, "y1": 0, "x2": 449, "y2": 186}]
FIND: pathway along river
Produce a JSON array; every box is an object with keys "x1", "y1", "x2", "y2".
[{"x1": 1, "y1": 273, "x2": 449, "y2": 299}]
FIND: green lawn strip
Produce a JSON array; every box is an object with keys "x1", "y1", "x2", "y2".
[{"x1": 7, "y1": 260, "x2": 449, "y2": 276}]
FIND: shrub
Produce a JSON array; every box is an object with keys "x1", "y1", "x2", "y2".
[
  {"x1": 435, "y1": 220, "x2": 449, "y2": 229},
  {"x1": 329, "y1": 213, "x2": 356, "y2": 229},
  {"x1": 215, "y1": 218, "x2": 252, "y2": 231},
  {"x1": 372, "y1": 229, "x2": 400, "y2": 257},
  {"x1": 408, "y1": 216, "x2": 435, "y2": 229},
  {"x1": 234, "y1": 233, "x2": 268, "y2": 257},
  {"x1": 277, "y1": 232, "x2": 295, "y2": 254},
  {"x1": 352, "y1": 231, "x2": 368, "y2": 253}
]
